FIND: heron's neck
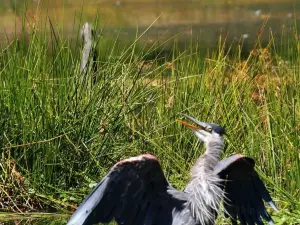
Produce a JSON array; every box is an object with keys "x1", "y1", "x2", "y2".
[
  {"x1": 185, "y1": 137, "x2": 225, "y2": 224},
  {"x1": 191, "y1": 137, "x2": 224, "y2": 176}
]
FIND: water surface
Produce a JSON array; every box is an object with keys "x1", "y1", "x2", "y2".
[{"x1": 0, "y1": 0, "x2": 299, "y2": 49}]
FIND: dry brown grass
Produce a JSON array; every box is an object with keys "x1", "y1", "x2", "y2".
[{"x1": 0, "y1": 152, "x2": 42, "y2": 213}]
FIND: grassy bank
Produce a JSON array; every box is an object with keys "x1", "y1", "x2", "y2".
[{"x1": 0, "y1": 19, "x2": 300, "y2": 223}]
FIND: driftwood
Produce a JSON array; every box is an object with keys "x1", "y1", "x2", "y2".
[{"x1": 80, "y1": 22, "x2": 97, "y2": 74}]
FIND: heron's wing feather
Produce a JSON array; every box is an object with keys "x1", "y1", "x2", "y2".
[
  {"x1": 215, "y1": 154, "x2": 278, "y2": 225},
  {"x1": 67, "y1": 154, "x2": 186, "y2": 225}
]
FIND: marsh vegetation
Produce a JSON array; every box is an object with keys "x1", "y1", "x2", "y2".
[{"x1": 0, "y1": 0, "x2": 300, "y2": 224}]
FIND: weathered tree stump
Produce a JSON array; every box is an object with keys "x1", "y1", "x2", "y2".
[{"x1": 80, "y1": 22, "x2": 98, "y2": 83}]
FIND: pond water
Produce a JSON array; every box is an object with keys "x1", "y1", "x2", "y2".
[{"x1": 0, "y1": 0, "x2": 299, "y2": 50}]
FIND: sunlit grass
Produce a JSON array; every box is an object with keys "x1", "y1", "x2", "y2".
[{"x1": 0, "y1": 16, "x2": 300, "y2": 223}]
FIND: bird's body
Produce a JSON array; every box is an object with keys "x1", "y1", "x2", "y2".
[{"x1": 67, "y1": 114, "x2": 278, "y2": 225}]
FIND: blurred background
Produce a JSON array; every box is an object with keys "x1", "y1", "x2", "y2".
[{"x1": 0, "y1": 0, "x2": 299, "y2": 52}]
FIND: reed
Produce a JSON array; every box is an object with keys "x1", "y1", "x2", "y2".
[{"x1": 0, "y1": 15, "x2": 299, "y2": 223}]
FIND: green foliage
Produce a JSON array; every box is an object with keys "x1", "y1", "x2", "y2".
[{"x1": 0, "y1": 18, "x2": 300, "y2": 222}]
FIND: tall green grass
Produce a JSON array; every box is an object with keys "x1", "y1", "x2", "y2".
[{"x1": 0, "y1": 17, "x2": 300, "y2": 223}]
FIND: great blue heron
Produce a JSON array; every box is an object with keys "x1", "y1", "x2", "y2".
[{"x1": 67, "y1": 114, "x2": 278, "y2": 225}]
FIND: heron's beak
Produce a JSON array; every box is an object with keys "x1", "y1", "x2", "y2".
[
  {"x1": 176, "y1": 119, "x2": 204, "y2": 130},
  {"x1": 177, "y1": 114, "x2": 226, "y2": 135},
  {"x1": 177, "y1": 114, "x2": 210, "y2": 131}
]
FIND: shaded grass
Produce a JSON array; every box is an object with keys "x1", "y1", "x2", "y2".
[{"x1": 0, "y1": 17, "x2": 300, "y2": 223}]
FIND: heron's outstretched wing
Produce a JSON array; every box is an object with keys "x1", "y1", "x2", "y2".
[
  {"x1": 67, "y1": 154, "x2": 186, "y2": 225},
  {"x1": 214, "y1": 154, "x2": 278, "y2": 225}
]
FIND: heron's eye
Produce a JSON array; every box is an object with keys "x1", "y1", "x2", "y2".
[{"x1": 206, "y1": 127, "x2": 212, "y2": 132}]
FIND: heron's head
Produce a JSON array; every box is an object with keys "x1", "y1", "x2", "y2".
[{"x1": 177, "y1": 114, "x2": 225, "y2": 143}]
